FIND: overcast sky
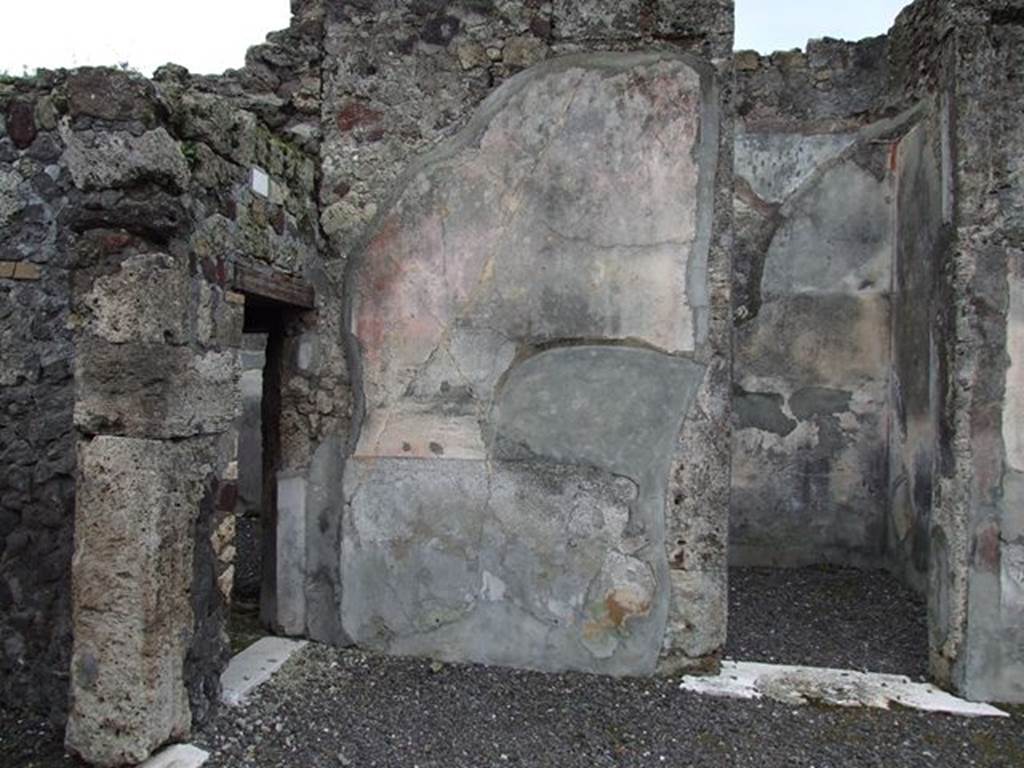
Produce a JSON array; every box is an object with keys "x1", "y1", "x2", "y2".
[
  {"x1": 1, "y1": 1, "x2": 911, "y2": 77},
  {"x1": 735, "y1": 0, "x2": 910, "y2": 53}
]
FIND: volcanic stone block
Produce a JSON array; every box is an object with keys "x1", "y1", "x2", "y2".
[
  {"x1": 80, "y1": 252, "x2": 192, "y2": 345},
  {"x1": 66, "y1": 436, "x2": 211, "y2": 767},
  {"x1": 60, "y1": 125, "x2": 189, "y2": 193},
  {"x1": 66, "y1": 68, "x2": 160, "y2": 125},
  {"x1": 74, "y1": 337, "x2": 240, "y2": 438},
  {"x1": 552, "y1": 0, "x2": 647, "y2": 40},
  {"x1": 5, "y1": 100, "x2": 38, "y2": 149},
  {"x1": 0, "y1": 168, "x2": 24, "y2": 228}
]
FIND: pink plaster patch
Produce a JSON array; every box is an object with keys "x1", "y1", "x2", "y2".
[{"x1": 351, "y1": 56, "x2": 709, "y2": 459}]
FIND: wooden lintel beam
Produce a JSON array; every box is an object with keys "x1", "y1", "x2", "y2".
[{"x1": 232, "y1": 265, "x2": 316, "y2": 309}]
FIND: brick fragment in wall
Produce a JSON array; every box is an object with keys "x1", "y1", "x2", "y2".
[{"x1": 12, "y1": 261, "x2": 41, "y2": 280}]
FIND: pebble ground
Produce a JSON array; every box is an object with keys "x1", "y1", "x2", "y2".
[
  {"x1": 725, "y1": 565, "x2": 929, "y2": 677},
  {"x1": 193, "y1": 643, "x2": 1023, "y2": 768},
  {"x1": 3, "y1": 567, "x2": 1018, "y2": 768}
]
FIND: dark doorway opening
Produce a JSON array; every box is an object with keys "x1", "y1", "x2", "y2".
[
  {"x1": 228, "y1": 330, "x2": 269, "y2": 654},
  {"x1": 230, "y1": 301, "x2": 290, "y2": 651},
  {"x1": 227, "y1": 266, "x2": 316, "y2": 653}
]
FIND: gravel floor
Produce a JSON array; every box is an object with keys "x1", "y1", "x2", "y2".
[
  {"x1": 193, "y1": 643, "x2": 1023, "y2": 768},
  {"x1": 4, "y1": 646, "x2": 1022, "y2": 768},
  {"x1": 228, "y1": 597, "x2": 268, "y2": 655},
  {"x1": 232, "y1": 514, "x2": 262, "y2": 601},
  {"x1": 726, "y1": 566, "x2": 929, "y2": 678},
  {"x1": 0, "y1": 567, "x2": 1007, "y2": 768},
  {"x1": 229, "y1": 514, "x2": 270, "y2": 655}
]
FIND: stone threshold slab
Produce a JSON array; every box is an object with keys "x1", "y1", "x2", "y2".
[
  {"x1": 137, "y1": 743, "x2": 209, "y2": 768},
  {"x1": 221, "y1": 636, "x2": 308, "y2": 707},
  {"x1": 679, "y1": 660, "x2": 1008, "y2": 718}
]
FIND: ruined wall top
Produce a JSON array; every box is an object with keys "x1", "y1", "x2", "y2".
[
  {"x1": 734, "y1": 0, "x2": 1024, "y2": 135},
  {"x1": 735, "y1": 37, "x2": 889, "y2": 133},
  {"x1": 299, "y1": 0, "x2": 733, "y2": 58}
]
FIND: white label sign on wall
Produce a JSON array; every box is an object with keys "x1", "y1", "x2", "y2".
[{"x1": 250, "y1": 166, "x2": 270, "y2": 199}]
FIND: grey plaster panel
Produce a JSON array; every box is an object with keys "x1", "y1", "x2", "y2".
[
  {"x1": 735, "y1": 293, "x2": 891, "y2": 388},
  {"x1": 1003, "y1": 263, "x2": 1024, "y2": 475},
  {"x1": 340, "y1": 346, "x2": 704, "y2": 674},
  {"x1": 763, "y1": 161, "x2": 892, "y2": 295},
  {"x1": 732, "y1": 290, "x2": 891, "y2": 568},
  {"x1": 889, "y1": 115, "x2": 945, "y2": 592},
  {"x1": 491, "y1": 345, "x2": 707, "y2": 667},
  {"x1": 274, "y1": 474, "x2": 307, "y2": 637},
  {"x1": 342, "y1": 458, "x2": 673, "y2": 675},
  {"x1": 490, "y1": 346, "x2": 706, "y2": 482},
  {"x1": 303, "y1": 437, "x2": 347, "y2": 645},
  {"x1": 342, "y1": 459, "x2": 490, "y2": 648}
]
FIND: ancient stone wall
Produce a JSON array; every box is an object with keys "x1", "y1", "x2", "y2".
[
  {"x1": 939, "y1": 0, "x2": 1024, "y2": 704},
  {"x1": 331, "y1": 0, "x2": 734, "y2": 676},
  {"x1": 318, "y1": 0, "x2": 732, "y2": 251},
  {"x1": 984, "y1": 2, "x2": 1024, "y2": 705},
  {"x1": 59, "y1": 66, "x2": 242, "y2": 765},
  {"x1": 834, "y1": 12, "x2": 1024, "y2": 697},
  {"x1": 735, "y1": 37, "x2": 888, "y2": 132},
  {"x1": 865, "y1": 0, "x2": 954, "y2": 618},
  {"x1": 731, "y1": 0, "x2": 1024, "y2": 703},
  {"x1": 4, "y1": 6, "x2": 1023, "y2": 763},
  {"x1": 1, "y1": 5, "x2": 332, "y2": 760},
  {"x1": 61, "y1": 21, "x2": 332, "y2": 758},
  {"x1": 887, "y1": 105, "x2": 951, "y2": 595},
  {"x1": 0, "y1": 72, "x2": 77, "y2": 724},
  {"x1": 731, "y1": 39, "x2": 897, "y2": 568},
  {"x1": 157, "y1": 9, "x2": 355, "y2": 651}
]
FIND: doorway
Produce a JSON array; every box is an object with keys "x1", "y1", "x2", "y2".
[
  {"x1": 228, "y1": 331, "x2": 268, "y2": 653},
  {"x1": 226, "y1": 266, "x2": 316, "y2": 651}
]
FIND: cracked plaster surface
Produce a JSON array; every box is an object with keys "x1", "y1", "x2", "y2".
[
  {"x1": 342, "y1": 53, "x2": 716, "y2": 675},
  {"x1": 349, "y1": 53, "x2": 711, "y2": 462}
]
